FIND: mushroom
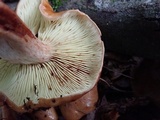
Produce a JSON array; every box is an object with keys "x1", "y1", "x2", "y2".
[
  {"x1": 0, "y1": 104, "x2": 17, "y2": 120},
  {"x1": 32, "y1": 107, "x2": 58, "y2": 120},
  {"x1": 0, "y1": 0, "x2": 104, "y2": 118},
  {"x1": 60, "y1": 84, "x2": 98, "y2": 120}
]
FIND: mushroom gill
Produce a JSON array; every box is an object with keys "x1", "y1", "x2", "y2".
[{"x1": 0, "y1": 0, "x2": 104, "y2": 113}]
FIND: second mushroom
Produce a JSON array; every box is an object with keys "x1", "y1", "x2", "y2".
[{"x1": 0, "y1": 0, "x2": 104, "y2": 119}]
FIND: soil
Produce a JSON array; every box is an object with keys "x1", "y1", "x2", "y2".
[{"x1": 81, "y1": 52, "x2": 160, "y2": 120}]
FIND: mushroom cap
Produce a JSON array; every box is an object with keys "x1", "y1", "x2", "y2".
[
  {"x1": 60, "y1": 85, "x2": 98, "y2": 120},
  {"x1": 0, "y1": 0, "x2": 104, "y2": 113}
]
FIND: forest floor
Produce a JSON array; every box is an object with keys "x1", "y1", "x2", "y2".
[{"x1": 81, "y1": 51, "x2": 160, "y2": 120}]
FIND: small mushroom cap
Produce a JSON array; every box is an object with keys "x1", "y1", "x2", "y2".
[
  {"x1": 0, "y1": 0, "x2": 104, "y2": 113},
  {"x1": 60, "y1": 85, "x2": 98, "y2": 120},
  {"x1": 32, "y1": 107, "x2": 58, "y2": 120}
]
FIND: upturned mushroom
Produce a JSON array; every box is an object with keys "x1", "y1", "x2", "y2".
[{"x1": 0, "y1": 0, "x2": 104, "y2": 119}]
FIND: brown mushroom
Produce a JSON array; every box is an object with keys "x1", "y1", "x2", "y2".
[
  {"x1": 0, "y1": 105, "x2": 17, "y2": 120},
  {"x1": 32, "y1": 107, "x2": 58, "y2": 120},
  {"x1": 60, "y1": 84, "x2": 98, "y2": 120},
  {"x1": 0, "y1": 0, "x2": 104, "y2": 117}
]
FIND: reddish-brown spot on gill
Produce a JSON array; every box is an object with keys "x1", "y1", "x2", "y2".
[
  {"x1": 51, "y1": 71, "x2": 54, "y2": 76},
  {"x1": 40, "y1": 64, "x2": 44, "y2": 68},
  {"x1": 48, "y1": 85, "x2": 52, "y2": 90}
]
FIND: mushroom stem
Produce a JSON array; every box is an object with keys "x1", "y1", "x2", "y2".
[{"x1": 0, "y1": 1, "x2": 52, "y2": 64}]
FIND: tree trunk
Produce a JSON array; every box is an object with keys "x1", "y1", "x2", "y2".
[
  {"x1": 59, "y1": 0, "x2": 160, "y2": 59},
  {"x1": 5, "y1": 0, "x2": 160, "y2": 59}
]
